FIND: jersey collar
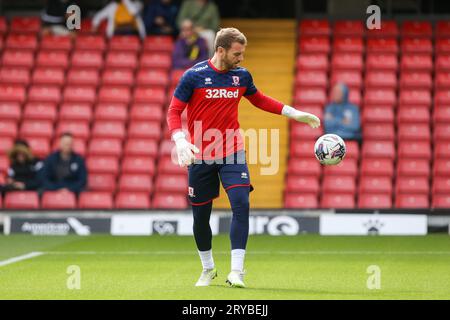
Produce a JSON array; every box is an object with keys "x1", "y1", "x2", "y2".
[{"x1": 208, "y1": 59, "x2": 229, "y2": 74}]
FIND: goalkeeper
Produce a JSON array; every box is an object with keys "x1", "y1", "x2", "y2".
[{"x1": 167, "y1": 27, "x2": 320, "y2": 288}]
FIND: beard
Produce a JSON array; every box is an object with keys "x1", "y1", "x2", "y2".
[{"x1": 223, "y1": 57, "x2": 239, "y2": 70}]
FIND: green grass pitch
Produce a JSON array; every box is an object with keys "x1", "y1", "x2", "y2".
[{"x1": 0, "y1": 234, "x2": 449, "y2": 299}]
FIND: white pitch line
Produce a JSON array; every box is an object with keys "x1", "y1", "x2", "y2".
[
  {"x1": 0, "y1": 252, "x2": 44, "y2": 268},
  {"x1": 41, "y1": 250, "x2": 450, "y2": 256}
]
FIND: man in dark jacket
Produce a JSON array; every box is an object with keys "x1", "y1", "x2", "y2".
[
  {"x1": 143, "y1": 0, "x2": 178, "y2": 36},
  {"x1": 41, "y1": 132, "x2": 87, "y2": 194}
]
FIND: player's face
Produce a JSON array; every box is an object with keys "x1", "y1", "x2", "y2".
[{"x1": 223, "y1": 42, "x2": 246, "y2": 70}]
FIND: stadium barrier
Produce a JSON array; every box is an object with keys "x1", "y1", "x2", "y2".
[{"x1": 1, "y1": 210, "x2": 449, "y2": 236}]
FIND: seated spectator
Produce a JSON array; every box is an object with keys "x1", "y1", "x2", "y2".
[
  {"x1": 41, "y1": 0, "x2": 77, "y2": 36},
  {"x1": 41, "y1": 133, "x2": 87, "y2": 194},
  {"x1": 173, "y1": 19, "x2": 209, "y2": 69},
  {"x1": 2, "y1": 140, "x2": 43, "y2": 192},
  {"x1": 176, "y1": 0, "x2": 220, "y2": 56},
  {"x1": 324, "y1": 83, "x2": 362, "y2": 141},
  {"x1": 92, "y1": 0, "x2": 146, "y2": 39},
  {"x1": 143, "y1": 0, "x2": 178, "y2": 36}
]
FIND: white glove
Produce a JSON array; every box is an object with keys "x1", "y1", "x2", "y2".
[
  {"x1": 282, "y1": 105, "x2": 321, "y2": 128},
  {"x1": 172, "y1": 131, "x2": 199, "y2": 167}
]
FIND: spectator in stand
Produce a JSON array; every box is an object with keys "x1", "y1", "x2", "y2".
[
  {"x1": 41, "y1": 0, "x2": 77, "y2": 35},
  {"x1": 92, "y1": 0, "x2": 146, "y2": 39},
  {"x1": 176, "y1": 0, "x2": 220, "y2": 57},
  {"x1": 172, "y1": 19, "x2": 209, "y2": 69},
  {"x1": 1, "y1": 140, "x2": 43, "y2": 193},
  {"x1": 324, "y1": 83, "x2": 362, "y2": 142},
  {"x1": 40, "y1": 133, "x2": 87, "y2": 194},
  {"x1": 143, "y1": 0, "x2": 179, "y2": 36}
]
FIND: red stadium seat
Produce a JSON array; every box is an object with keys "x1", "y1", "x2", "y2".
[
  {"x1": 435, "y1": 72, "x2": 450, "y2": 89},
  {"x1": 4, "y1": 191, "x2": 39, "y2": 209},
  {"x1": 401, "y1": 54, "x2": 433, "y2": 72},
  {"x1": 0, "y1": 67, "x2": 30, "y2": 86},
  {"x1": 0, "y1": 17, "x2": 7, "y2": 34},
  {"x1": 290, "y1": 141, "x2": 316, "y2": 158},
  {"x1": 323, "y1": 159, "x2": 357, "y2": 177},
  {"x1": 1, "y1": 50, "x2": 34, "y2": 68},
  {"x1": 330, "y1": 70, "x2": 362, "y2": 89},
  {"x1": 115, "y1": 192, "x2": 150, "y2": 209},
  {"x1": 432, "y1": 177, "x2": 450, "y2": 195},
  {"x1": 56, "y1": 121, "x2": 90, "y2": 140},
  {"x1": 71, "y1": 50, "x2": 103, "y2": 68},
  {"x1": 331, "y1": 53, "x2": 363, "y2": 71},
  {"x1": 362, "y1": 124, "x2": 395, "y2": 141},
  {"x1": 40, "y1": 35, "x2": 72, "y2": 51},
  {"x1": 87, "y1": 156, "x2": 119, "y2": 175},
  {"x1": 63, "y1": 86, "x2": 96, "y2": 104},
  {"x1": 20, "y1": 120, "x2": 53, "y2": 139},
  {"x1": 398, "y1": 141, "x2": 431, "y2": 160},
  {"x1": 433, "y1": 106, "x2": 450, "y2": 124},
  {"x1": 334, "y1": 20, "x2": 364, "y2": 36},
  {"x1": 105, "y1": 52, "x2": 137, "y2": 69},
  {"x1": 23, "y1": 102, "x2": 57, "y2": 121},
  {"x1": 170, "y1": 69, "x2": 185, "y2": 85},
  {"x1": 88, "y1": 174, "x2": 117, "y2": 192},
  {"x1": 102, "y1": 69, "x2": 134, "y2": 86},
  {"x1": 344, "y1": 141, "x2": 360, "y2": 160},
  {"x1": 28, "y1": 85, "x2": 61, "y2": 104},
  {"x1": 436, "y1": 38, "x2": 450, "y2": 54},
  {"x1": 121, "y1": 156, "x2": 155, "y2": 175},
  {"x1": 358, "y1": 194, "x2": 392, "y2": 209},
  {"x1": 332, "y1": 37, "x2": 364, "y2": 53},
  {"x1": 294, "y1": 88, "x2": 326, "y2": 105},
  {"x1": 290, "y1": 121, "x2": 323, "y2": 139},
  {"x1": 366, "y1": 20, "x2": 398, "y2": 38},
  {"x1": 398, "y1": 124, "x2": 430, "y2": 141},
  {"x1": 88, "y1": 138, "x2": 122, "y2": 157},
  {"x1": 128, "y1": 121, "x2": 161, "y2": 140},
  {"x1": 157, "y1": 156, "x2": 187, "y2": 176},
  {"x1": 79, "y1": 192, "x2": 113, "y2": 209},
  {"x1": 109, "y1": 35, "x2": 141, "y2": 51},
  {"x1": 296, "y1": 54, "x2": 329, "y2": 71},
  {"x1": 95, "y1": 103, "x2": 128, "y2": 122},
  {"x1": 129, "y1": 104, "x2": 164, "y2": 122},
  {"x1": 401, "y1": 38, "x2": 432, "y2": 54},
  {"x1": 59, "y1": 103, "x2": 92, "y2": 122},
  {"x1": 400, "y1": 72, "x2": 432, "y2": 90},
  {"x1": 75, "y1": 35, "x2": 106, "y2": 51},
  {"x1": 155, "y1": 174, "x2": 188, "y2": 193},
  {"x1": 399, "y1": 89, "x2": 431, "y2": 107},
  {"x1": 320, "y1": 193, "x2": 355, "y2": 208},
  {"x1": 397, "y1": 160, "x2": 430, "y2": 177},
  {"x1": 140, "y1": 52, "x2": 172, "y2": 69},
  {"x1": 395, "y1": 194, "x2": 429, "y2": 208},
  {"x1": 286, "y1": 176, "x2": 320, "y2": 193},
  {"x1": 396, "y1": 177, "x2": 429, "y2": 194},
  {"x1": 436, "y1": 21, "x2": 450, "y2": 38},
  {"x1": 365, "y1": 70, "x2": 397, "y2": 89},
  {"x1": 401, "y1": 21, "x2": 432, "y2": 37},
  {"x1": 27, "y1": 137, "x2": 50, "y2": 158},
  {"x1": 0, "y1": 121, "x2": 18, "y2": 138},
  {"x1": 284, "y1": 193, "x2": 318, "y2": 209},
  {"x1": 36, "y1": 51, "x2": 69, "y2": 69},
  {"x1": 119, "y1": 174, "x2": 153, "y2": 192},
  {"x1": 435, "y1": 141, "x2": 450, "y2": 159},
  {"x1": 363, "y1": 89, "x2": 396, "y2": 107},
  {"x1": 435, "y1": 55, "x2": 450, "y2": 71},
  {"x1": 98, "y1": 86, "x2": 131, "y2": 104},
  {"x1": 32, "y1": 67, "x2": 65, "y2": 86},
  {"x1": 298, "y1": 36, "x2": 330, "y2": 54},
  {"x1": 0, "y1": 84, "x2": 26, "y2": 103},
  {"x1": 0, "y1": 102, "x2": 21, "y2": 121},
  {"x1": 136, "y1": 69, "x2": 169, "y2": 87},
  {"x1": 41, "y1": 191, "x2": 77, "y2": 209},
  {"x1": 362, "y1": 107, "x2": 395, "y2": 124},
  {"x1": 10, "y1": 17, "x2": 40, "y2": 33},
  {"x1": 359, "y1": 176, "x2": 393, "y2": 194},
  {"x1": 6, "y1": 34, "x2": 37, "y2": 50},
  {"x1": 143, "y1": 36, "x2": 174, "y2": 52},
  {"x1": 434, "y1": 124, "x2": 450, "y2": 141},
  {"x1": 432, "y1": 195, "x2": 450, "y2": 209},
  {"x1": 0, "y1": 155, "x2": 8, "y2": 173},
  {"x1": 366, "y1": 53, "x2": 398, "y2": 71},
  {"x1": 360, "y1": 158, "x2": 394, "y2": 177},
  {"x1": 287, "y1": 158, "x2": 321, "y2": 177},
  {"x1": 362, "y1": 141, "x2": 395, "y2": 159},
  {"x1": 0, "y1": 138, "x2": 14, "y2": 154},
  {"x1": 433, "y1": 159, "x2": 450, "y2": 176},
  {"x1": 152, "y1": 193, "x2": 187, "y2": 209},
  {"x1": 133, "y1": 87, "x2": 166, "y2": 104},
  {"x1": 397, "y1": 106, "x2": 429, "y2": 124},
  {"x1": 124, "y1": 139, "x2": 158, "y2": 157},
  {"x1": 67, "y1": 69, "x2": 100, "y2": 86},
  {"x1": 91, "y1": 121, "x2": 126, "y2": 140},
  {"x1": 366, "y1": 38, "x2": 398, "y2": 54},
  {"x1": 299, "y1": 19, "x2": 330, "y2": 36},
  {"x1": 435, "y1": 90, "x2": 450, "y2": 106},
  {"x1": 322, "y1": 176, "x2": 356, "y2": 194}
]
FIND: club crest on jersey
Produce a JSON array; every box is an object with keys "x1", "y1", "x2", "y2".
[
  {"x1": 188, "y1": 187, "x2": 196, "y2": 198},
  {"x1": 232, "y1": 76, "x2": 240, "y2": 86},
  {"x1": 205, "y1": 77, "x2": 212, "y2": 85}
]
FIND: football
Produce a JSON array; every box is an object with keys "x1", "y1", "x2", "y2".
[{"x1": 314, "y1": 134, "x2": 346, "y2": 165}]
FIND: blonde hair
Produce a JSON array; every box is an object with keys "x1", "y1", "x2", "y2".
[{"x1": 214, "y1": 28, "x2": 247, "y2": 51}]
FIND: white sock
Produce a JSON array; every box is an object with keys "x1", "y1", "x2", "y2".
[
  {"x1": 231, "y1": 249, "x2": 246, "y2": 272},
  {"x1": 198, "y1": 250, "x2": 214, "y2": 270}
]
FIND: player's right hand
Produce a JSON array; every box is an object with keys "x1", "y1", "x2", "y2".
[{"x1": 172, "y1": 131, "x2": 200, "y2": 167}]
